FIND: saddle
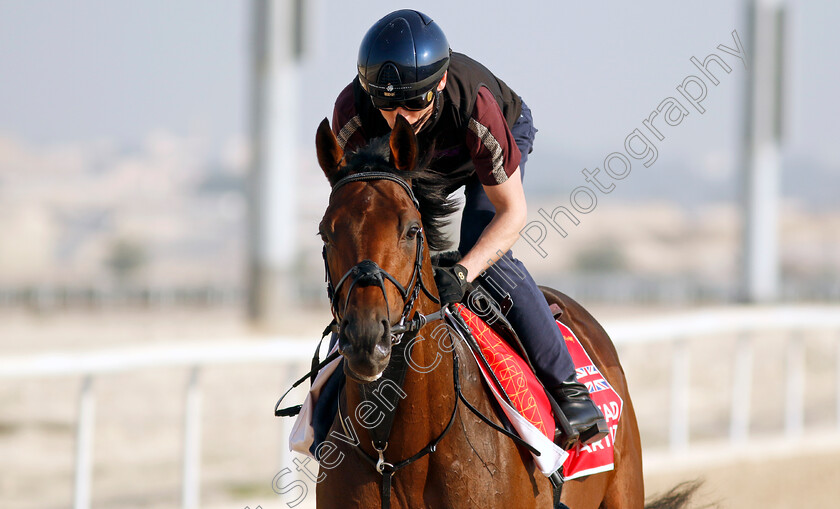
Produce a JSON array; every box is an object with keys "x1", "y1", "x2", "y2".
[
  {"x1": 434, "y1": 256, "x2": 623, "y2": 483},
  {"x1": 431, "y1": 252, "x2": 578, "y2": 448}
]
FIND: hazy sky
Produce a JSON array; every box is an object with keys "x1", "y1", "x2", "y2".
[
  {"x1": 0, "y1": 0, "x2": 246, "y2": 145},
  {"x1": 1, "y1": 1, "x2": 837, "y2": 197}
]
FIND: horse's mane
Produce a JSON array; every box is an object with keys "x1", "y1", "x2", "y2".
[{"x1": 330, "y1": 135, "x2": 459, "y2": 252}]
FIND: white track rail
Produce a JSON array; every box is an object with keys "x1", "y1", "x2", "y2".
[
  {"x1": 0, "y1": 339, "x2": 314, "y2": 509},
  {"x1": 603, "y1": 305, "x2": 840, "y2": 451}
]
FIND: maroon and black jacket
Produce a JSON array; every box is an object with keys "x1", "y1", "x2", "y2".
[{"x1": 332, "y1": 52, "x2": 523, "y2": 193}]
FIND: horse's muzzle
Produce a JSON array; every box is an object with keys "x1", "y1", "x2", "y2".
[{"x1": 338, "y1": 317, "x2": 392, "y2": 383}]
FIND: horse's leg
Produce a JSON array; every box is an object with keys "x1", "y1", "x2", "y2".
[
  {"x1": 563, "y1": 474, "x2": 611, "y2": 509},
  {"x1": 601, "y1": 393, "x2": 645, "y2": 509},
  {"x1": 539, "y1": 287, "x2": 645, "y2": 509}
]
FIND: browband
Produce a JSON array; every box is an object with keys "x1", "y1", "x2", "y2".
[{"x1": 331, "y1": 172, "x2": 420, "y2": 210}]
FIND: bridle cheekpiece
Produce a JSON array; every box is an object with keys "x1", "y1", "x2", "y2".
[{"x1": 322, "y1": 171, "x2": 440, "y2": 345}]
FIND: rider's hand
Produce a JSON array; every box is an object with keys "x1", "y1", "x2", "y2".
[{"x1": 433, "y1": 264, "x2": 470, "y2": 305}]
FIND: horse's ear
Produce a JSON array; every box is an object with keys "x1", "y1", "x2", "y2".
[
  {"x1": 389, "y1": 115, "x2": 418, "y2": 172},
  {"x1": 315, "y1": 118, "x2": 343, "y2": 181}
]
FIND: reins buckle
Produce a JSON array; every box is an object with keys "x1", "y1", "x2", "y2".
[{"x1": 374, "y1": 441, "x2": 393, "y2": 474}]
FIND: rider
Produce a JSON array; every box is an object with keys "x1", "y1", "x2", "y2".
[{"x1": 331, "y1": 9, "x2": 607, "y2": 445}]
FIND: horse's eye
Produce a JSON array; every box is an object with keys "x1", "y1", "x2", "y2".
[{"x1": 406, "y1": 225, "x2": 421, "y2": 240}]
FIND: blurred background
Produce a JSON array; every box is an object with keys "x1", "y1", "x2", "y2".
[{"x1": 1, "y1": 1, "x2": 838, "y2": 508}]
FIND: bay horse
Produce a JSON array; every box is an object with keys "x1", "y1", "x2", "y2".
[{"x1": 311, "y1": 115, "x2": 684, "y2": 508}]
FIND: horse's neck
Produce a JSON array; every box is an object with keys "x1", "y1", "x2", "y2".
[{"x1": 396, "y1": 264, "x2": 458, "y2": 437}]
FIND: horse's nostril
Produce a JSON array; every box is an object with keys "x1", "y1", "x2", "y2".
[
  {"x1": 374, "y1": 341, "x2": 390, "y2": 359},
  {"x1": 340, "y1": 315, "x2": 388, "y2": 351},
  {"x1": 337, "y1": 340, "x2": 351, "y2": 357}
]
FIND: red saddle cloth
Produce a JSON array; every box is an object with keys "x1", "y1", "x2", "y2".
[{"x1": 455, "y1": 304, "x2": 623, "y2": 480}]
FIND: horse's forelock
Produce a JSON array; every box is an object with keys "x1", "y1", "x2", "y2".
[{"x1": 330, "y1": 135, "x2": 459, "y2": 252}]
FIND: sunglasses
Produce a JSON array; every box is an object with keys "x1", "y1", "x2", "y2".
[{"x1": 371, "y1": 90, "x2": 435, "y2": 111}]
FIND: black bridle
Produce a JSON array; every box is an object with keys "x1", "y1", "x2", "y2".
[{"x1": 322, "y1": 171, "x2": 441, "y2": 343}]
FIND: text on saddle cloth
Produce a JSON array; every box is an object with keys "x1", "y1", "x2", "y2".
[
  {"x1": 558, "y1": 321, "x2": 623, "y2": 480},
  {"x1": 457, "y1": 304, "x2": 623, "y2": 480}
]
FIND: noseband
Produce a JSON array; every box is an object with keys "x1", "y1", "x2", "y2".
[{"x1": 322, "y1": 171, "x2": 440, "y2": 343}]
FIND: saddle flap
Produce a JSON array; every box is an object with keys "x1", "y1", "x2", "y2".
[{"x1": 454, "y1": 304, "x2": 557, "y2": 440}]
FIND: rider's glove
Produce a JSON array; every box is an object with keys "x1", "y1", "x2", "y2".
[{"x1": 433, "y1": 263, "x2": 470, "y2": 305}]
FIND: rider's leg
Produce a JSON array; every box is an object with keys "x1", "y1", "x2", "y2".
[{"x1": 458, "y1": 100, "x2": 607, "y2": 444}]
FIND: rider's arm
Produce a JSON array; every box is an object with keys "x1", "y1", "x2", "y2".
[
  {"x1": 458, "y1": 169, "x2": 527, "y2": 282},
  {"x1": 458, "y1": 87, "x2": 525, "y2": 282},
  {"x1": 331, "y1": 81, "x2": 367, "y2": 153}
]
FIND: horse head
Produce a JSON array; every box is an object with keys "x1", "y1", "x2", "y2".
[{"x1": 315, "y1": 115, "x2": 447, "y2": 383}]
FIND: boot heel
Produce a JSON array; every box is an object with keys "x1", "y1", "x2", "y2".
[{"x1": 578, "y1": 418, "x2": 609, "y2": 445}]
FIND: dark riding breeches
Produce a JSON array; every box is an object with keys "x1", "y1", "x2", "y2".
[{"x1": 457, "y1": 99, "x2": 575, "y2": 388}]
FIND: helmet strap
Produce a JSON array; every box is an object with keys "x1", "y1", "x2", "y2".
[{"x1": 412, "y1": 89, "x2": 443, "y2": 135}]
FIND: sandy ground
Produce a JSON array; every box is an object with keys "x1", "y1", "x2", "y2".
[
  {"x1": 1, "y1": 306, "x2": 839, "y2": 508},
  {"x1": 644, "y1": 435, "x2": 840, "y2": 508}
]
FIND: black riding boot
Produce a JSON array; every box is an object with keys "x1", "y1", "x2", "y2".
[{"x1": 550, "y1": 374, "x2": 609, "y2": 445}]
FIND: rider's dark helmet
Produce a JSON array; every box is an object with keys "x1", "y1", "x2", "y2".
[{"x1": 357, "y1": 9, "x2": 451, "y2": 111}]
